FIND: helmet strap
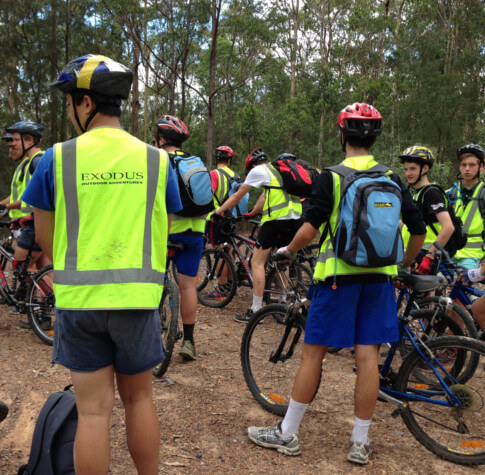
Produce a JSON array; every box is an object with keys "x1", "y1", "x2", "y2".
[
  {"x1": 20, "y1": 135, "x2": 36, "y2": 157},
  {"x1": 341, "y1": 135, "x2": 347, "y2": 153}
]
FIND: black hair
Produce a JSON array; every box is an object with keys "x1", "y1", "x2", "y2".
[
  {"x1": 71, "y1": 89, "x2": 122, "y2": 118},
  {"x1": 346, "y1": 135, "x2": 377, "y2": 150},
  {"x1": 155, "y1": 129, "x2": 182, "y2": 148}
]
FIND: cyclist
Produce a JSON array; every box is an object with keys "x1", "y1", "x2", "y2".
[
  {"x1": 461, "y1": 256, "x2": 485, "y2": 336},
  {"x1": 153, "y1": 115, "x2": 206, "y2": 361},
  {"x1": 399, "y1": 145, "x2": 454, "y2": 274},
  {"x1": 214, "y1": 147, "x2": 303, "y2": 323},
  {"x1": 447, "y1": 144, "x2": 485, "y2": 269},
  {"x1": 22, "y1": 54, "x2": 182, "y2": 474},
  {"x1": 205, "y1": 145, "x2": 238, "y2": 300},
  {"x1": 246, "y1": 103, "x2": 425, "y2": 464}
]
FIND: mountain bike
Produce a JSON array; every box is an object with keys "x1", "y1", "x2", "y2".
[
  {"x1": 0, "y1": 221, "x2": 55, "y2": 345},
  {"x1": 152, "y1": 241, "x2": 183, "y2": 377},
  {"x1": 197, "y1": 216, "x2": 312, "y2": 308},
  {"x1": 241, "y1": 273, "x2": 485, "y2": 465}
]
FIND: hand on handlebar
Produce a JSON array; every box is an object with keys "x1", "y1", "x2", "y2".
[
  {"x1": 416, "y1": 255, "x2": 434, "y2": 275},
  {"x1": 19, "y1": 215, "x2": 34, "y2": 228}
]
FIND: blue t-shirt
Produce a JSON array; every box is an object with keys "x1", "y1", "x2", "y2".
[{"x1": 22, "y1": 146, "x2": 183, "y2": 215}]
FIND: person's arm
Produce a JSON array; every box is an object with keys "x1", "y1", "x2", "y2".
[
  {"x1": 34, "y1": 208, "x2": 55, "y2": 262},
  {"x1": 0, "y1": 196, "x2": 10, "y2": 206},
  {"x1": 286, "y1": 222, "x2": 319, "y2": 253},
  {"x1": 402, "y1": 233, "x2": 426, "y2": 267},
  {"x1": 167, "y1": 214, "x2": 172, "y2": 234},
  {"x1": 216, "y1": 183, "x2": 252, "y2": 215},
  {"x1": 249, "y1": 192, "x2": 265, "y2": 216},
  {"x1": 6, "y1": 200, "x2": 21, "y2": 210},
  {"x1": 428, "y1": 211, "x2": 454, "y2": 254}
]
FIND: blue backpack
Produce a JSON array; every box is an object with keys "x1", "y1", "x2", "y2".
[
  {"x1": 19, "y1": 386, "x2": 77, "y2": 475},
  {"x1": 326, "y1": 163, "x2": 403, "y2": 268},
  {"x1": 216, "y1": 168, "x2": 249, "y2": 217},
  {"x1": 170, "y1": 152, "x2": 215, "y2": 217}
]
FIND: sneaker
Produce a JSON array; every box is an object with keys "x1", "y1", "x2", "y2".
[
  {"x1": 348, "y1": 438, "x2": 373, "y2": 465},
  {"x1": 179, "y1": 340, "x2": 197, "y2": 361},
  {"x1": 234, "y1": 309, "x2": 254, "y2": 323},
  {"x1": 19, "y1": 319, "x2": 31, "y2": 329},
  {"x1": 247, "y1": 421, "x2": 301, "y2": 456},
  {"x1": 204, "y1": 285, "x2": 229, "y2": 300}
]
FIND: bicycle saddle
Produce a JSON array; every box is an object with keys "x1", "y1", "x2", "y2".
[{"x1": 396, "y1": 274, "x2": 446, "y2": 293}]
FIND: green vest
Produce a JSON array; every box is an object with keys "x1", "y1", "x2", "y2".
[
  {"x1": 10, "y1": 153, "x2": 41, "y2": 218},
  {"x1": 313, "y1": 155, "x2": 397, "y2": 283},
  {"x1": 453, "y1": 181, "x2": 485, "y2": 259},
  {"x1": 53, "y1": 127, "x2": 169, "y2": 310},
  {"x1": 401, "y1": 185, "x2": 443, "y2": 250},
  {"x1": 207, "y1": 165, "x2": 236, "y2": 221},
  {"x1": 261, "y1": 163, "x2": 302, "y2": 224}
]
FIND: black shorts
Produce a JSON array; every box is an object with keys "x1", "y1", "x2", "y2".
[{"x1": 257, "y1": 219, "x2": 302, "y2": 250}]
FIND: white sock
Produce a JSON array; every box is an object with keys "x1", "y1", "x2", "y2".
[
  {"x1": 351, "y1": 416, "x2": 372, "y2": 443},
  {"x1": 280, "y1": 398, "x2": 308, "y2": 436},
  {"x1": 251, "y1": 295, "x2": 263, "y2": 312}
]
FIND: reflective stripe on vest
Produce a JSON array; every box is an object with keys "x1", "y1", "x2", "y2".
[
  {"x1": 261, "y1": 164, "x2": 301, "y2": 224},
  {"x1": 313, "y1": 155, "x2": 397, "y2": 282},
  {"x1": 454, "y1": 182, "x2": 485, "y2": 258},
  {"x1": 53, "y1": 129, "x2": 169, "y2": 309}
]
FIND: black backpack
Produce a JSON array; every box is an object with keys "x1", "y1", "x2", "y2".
[
  {"x1": 417, "y1": 184, "x2": 467, "y2": 257},
  {"x1": 19, "y1": 386, "x2": 77, "y2": 475}
]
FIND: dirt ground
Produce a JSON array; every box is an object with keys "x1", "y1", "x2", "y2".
[{"x1": 0, "y1": 287, "x2": 482, "y2": 474}]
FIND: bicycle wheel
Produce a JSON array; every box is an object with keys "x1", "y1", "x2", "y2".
[
  {"x1": 396, "y1": 336, "x2": 485, "y2": 465},
  {"x1": 197, "y1": 248, "x2": 237, "y2": 308},
  {"x1": 241, "y1": 304, "x2": 309, "y2": 416},
  {"x1": 153, "y1": 280, "x2": 180, "y2": 377},
  {"x1": 263, "y1": 261, "x2": 312, "y2": 305},
  {"x1": 26, "y1": 265, "x2": 55, "y2": 345},
  {"x1": 416, "y1": 297, "x2": 478, "y2": 339}
]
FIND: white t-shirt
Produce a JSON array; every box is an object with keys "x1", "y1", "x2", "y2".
[{"x1": 244, "y1": 164, "x2": 300, "y2": 221}]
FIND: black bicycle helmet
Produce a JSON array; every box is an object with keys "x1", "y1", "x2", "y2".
[
  {"x1": 48, "y1": 54, "x2": 133, "y2": 100},
  {"x1": 1, "y1": 132, "x2": 13, "y2": 142},
  {"x1": 6, "y1": 121, "x2": 44, "y2": 138},
  {"x1": 245, "y1": 147, "x2": 268, "y2": 173},
  {"x1": 156, "y1": 115, "x2": 189, "y2": 144},
  {"x1": 456, "y1": 144, "x2": 484, "y2": 163},
  {"x1": 276, "y1": 153, "x2": 296, "y2": 161},
  {"x1": 399, "y1": 145, "x2": 435, "y2": 168}
]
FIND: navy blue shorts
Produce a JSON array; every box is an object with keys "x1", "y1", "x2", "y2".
[
  {"x1": 53, "y1": 309, "x2": 164, "y2": 375},
  {"x1": 168, "y1": 234, "x2": 205, "y2": 277},
  {"x1": 17, "y1": 227, "x2": 42, "y2": 252},
  {"x1": 304, "y1": 281, "x2": 399, "y2": 348}
]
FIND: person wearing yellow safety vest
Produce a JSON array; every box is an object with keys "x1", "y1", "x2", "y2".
[
  {"x1": 153, "y1": 114, "x2": 206, "y2": 362},
  {"x1": 246, "y1": 103, "x2": 425, "y2": 464},
  {"x1": 215, "y1": 147, "x2": 303, "y2": 323},
  {"x1": 447, "y1": 144, "x2": 485, "y2": 270},
  {"x1": 399, "y1": 145, "x2": 454, "y2": 275},
  {"x1": 22, "y1": 54, "x2": 182, "y2": 474},
  {"x1": 204, "y1": 145, "x2": 238, "y2": 300}
]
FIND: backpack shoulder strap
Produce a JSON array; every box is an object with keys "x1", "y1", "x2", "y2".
[{"x1": 476, "y1": 183, "x2": 485, "y2": 221}]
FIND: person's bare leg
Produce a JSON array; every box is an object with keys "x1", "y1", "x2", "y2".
[
  {"x1": 251, "y1": 246, "x2": 271, "y2": 299},
  {"x1": 471, "y1": 294, "x2": 485, "y2": 332},
  {"x1": 353, "y1": 344, "x2": 379, "y2": 419},
  {"x1": 13, "y1": 246, "x2": 42, "y2": 272},
  {"x1": 177, "y1": 273, "x2": 197, "y2": 325},
  {"x1": 70, "y1": 366, "x2": 115, "y2": 475},
  {"x1": 291, "y1": 343, "x2": 327, "y2": 403},
  {"x1": 116, "y1": 370, "x2": 159, "y2": 475}
]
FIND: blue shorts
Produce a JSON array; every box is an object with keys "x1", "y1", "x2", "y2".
[
  {"x1": 304, "y1": 281, "x2": 399, "y2": 348},
  {"x1": 17, "y1": 227, "x2": 42, "y2": 252},
  {"x1": 168, "y1": 234, "x2": 204, "y2": 277},
  {"x1": 53, "y1": 309, "x2": 164, "y2": 375}
]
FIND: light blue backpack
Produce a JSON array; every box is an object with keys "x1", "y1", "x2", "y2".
[{"x1": 326, "y1": 164, "x2": 403, "y2": 268}]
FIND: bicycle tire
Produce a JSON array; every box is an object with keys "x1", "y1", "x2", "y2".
[
  {"x1": 26, "y1": 265, "x2": 55, "y2": 345},
  {"x1": 416, "y1": 297, "x2": 478, "y2": 339},
  {"x1": 240, "y1": 304, "x2": 317, "y2": 416},
  {"x1": 197, "y1": 248, "x2": 237, "y2": 308},
  {"x1": 263, "y1": 261, "x2": 313, "y2": 305},
  {"x1": 0, "y1": 401, "x2": 8, "y2": 423},
  {"x1": 396, "y1": 336, "x2": 485, "y2": 465},
  {"x1": 153, "y1": 280, "x2": 180, "y2": 377}
]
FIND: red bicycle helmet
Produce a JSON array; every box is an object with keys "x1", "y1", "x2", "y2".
[
  {"x1": 337, "y1": 102, "x2": 383, "y2": 137},
  {"x1": 156, "y1": 115, "x2": 189, "y2": 143},
  {"x1": 245, "y1": 147, "x2": 268, "y2": 173},
  {"x1": 215, "y1": 145, "x2": 234, "y2": 161}
]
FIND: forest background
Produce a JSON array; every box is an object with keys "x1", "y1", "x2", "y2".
[{"x1": 0, "y1": 0, "x2": 484, "y2": 199}]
